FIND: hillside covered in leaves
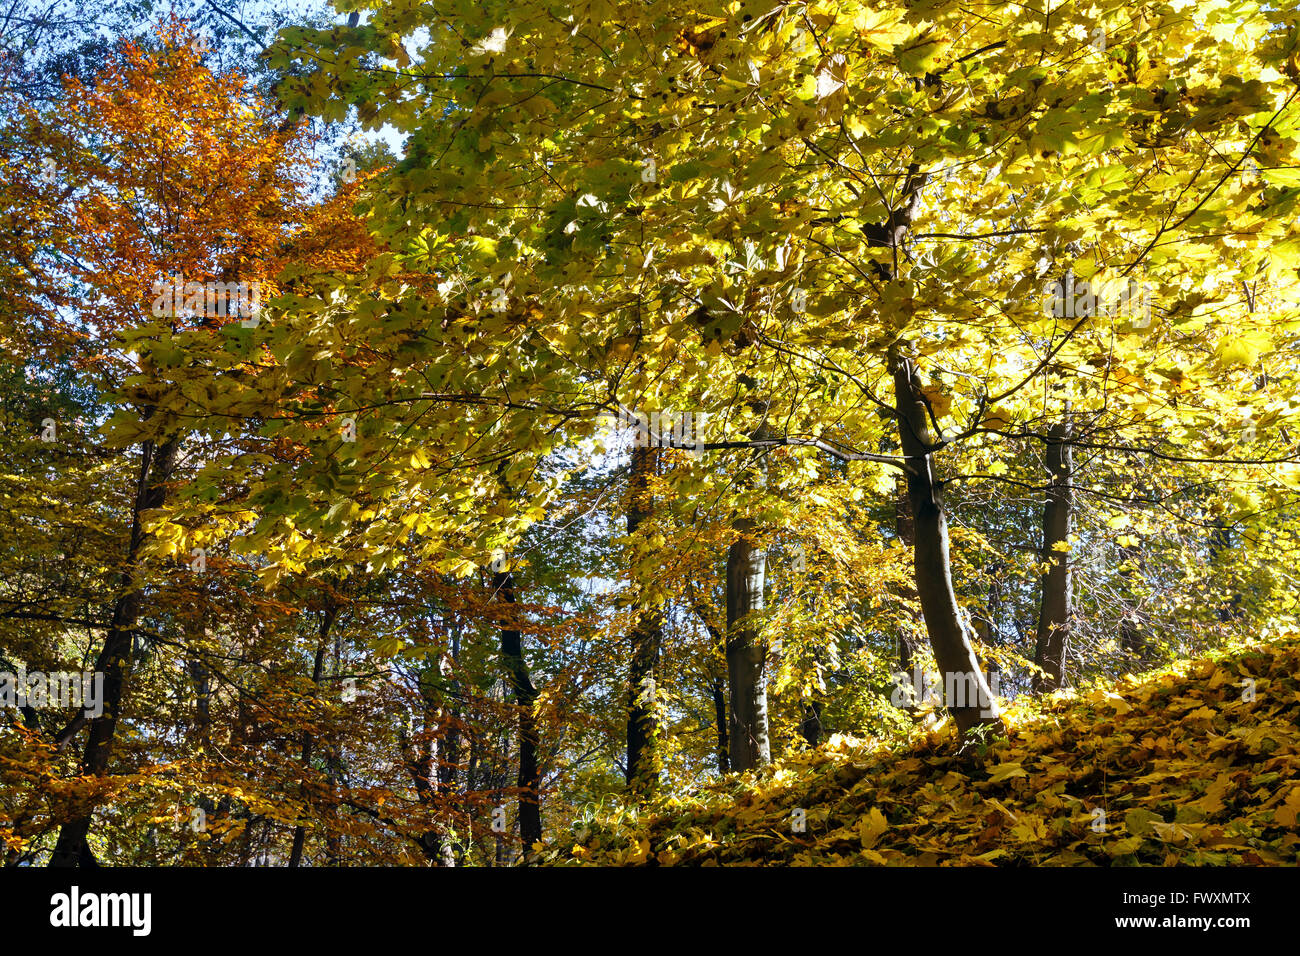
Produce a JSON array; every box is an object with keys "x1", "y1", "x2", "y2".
[{"x1": 549, "y1": 634, "x2": 1300, "y2": 866}]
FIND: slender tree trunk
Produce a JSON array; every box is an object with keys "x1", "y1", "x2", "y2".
[
  {"x1": 1033, "y1": 415, "x2": 1074, "y2": 691},
  {"x1": 50, "y1": 437, "x2": 178, "y2": 867},
  {"x1": 188, "y1": 640, "x2": 211, "y2": 752},
  {"x1": 1207, "y1": 518, "x2": 1243, "y2": 622},
  {"x1": 710, "y1": 678, "x2": 730, "y2": 773},
  {"x1": 287, "y1": 805, "x2": 309, "y2": 866},
  {"x1": 493, "y1": 570, "x2": 542, "y2": 852},
  {"x1": 687, "y1": 584, "x2": 730, "y2": 774},
  {"x1": 798, "y1": 700, "x2": 824, "y2": 748},
  {"x1": 727, "y1": 515, "x2": 771, "y2": 769},
  {"x1": 978, "y1": 567, "x2": 1004, "y2": 690},
  {"x1": 725, "y1": 390, "x2": 772, "y2": 771},
  {"x1": 890, "y1": 354, "x2": 998, "y2": 736},
  {"x1": 436, "y1": 623, "x2": 463, "y2": 866},
  {"x1": 411, "y1": 627, "x2": 462, "y2": 866},
  {"x1": 408, "y1": 704, "x2": 441, "y2": 864},
  {"x1": 625, "y1": 446, "x2": 663, "y2": 797},
  {"x1": 1118, "y1": 540, "x2": 1147, "y2": 657},
  {"x1": 289, "y1": 605, "x2": 337, "y2": 867}
]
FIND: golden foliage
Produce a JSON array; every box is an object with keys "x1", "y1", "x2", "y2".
[{"x1": 550, "y1": 633, "x2": 1300, "y2": 865}]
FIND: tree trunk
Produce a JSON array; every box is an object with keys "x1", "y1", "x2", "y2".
[
  {"x1": 687, "y1": 584, "x2": 730, "y2": 774},
  {"x1": 798, "y1": 700, "x2": 824, "y2": 748},
  {"x1": 1033, "y1": 415, "x2": 1073, "y2": 692},
  {"x1": 493, "y1": 570, "x2": 542, "y2": 853},
  {"x1": 726, "y1": 515, "x2": 770, "y2": 770},
  {"x1": 408, "y1": 700, "x2": 441, "y2": 864},
  {"x1": 710, "y1": 678, "x2": 729, "y2": 773},
  {"x1": 890, "y1": 354, "x2": 998, "y2": 736},
  {"x1": 978, "y1": 567, "x2": 1005, "y2": 690},
  {"x1": 435, "y1": 622, "x2": 463, "y2": 866},
  {"x1": 188, "y1": 641, "x2": 211, "y2": 752},
  {"x1": 50, "y1": 437, "x2": 178, "y2": 867},
  {"x1": 725, "y1": 389, "x2": 773, "y2": 772},
  {"x1": 289, "y1": 605, "x2": 337, "y2": 867},
  {"x1": 1118, "y1": 539, "x2": 1147, "y2": 657},
  {"x1": 625, "y1": 446, "x2": 663, "y2": 797},
  {"x1": 1207, "y1": 518, "x2": 1243, "y2": 622}
]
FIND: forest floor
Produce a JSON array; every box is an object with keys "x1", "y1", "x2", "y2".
[{"x1": 547, "y1": 634, "x2": 1300, "y2": 865}]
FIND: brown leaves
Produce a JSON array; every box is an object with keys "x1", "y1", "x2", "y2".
[{"x1": 551, "y1": 633, "x2": 1300, "y2": 866}]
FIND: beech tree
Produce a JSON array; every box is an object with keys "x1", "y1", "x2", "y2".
[{"x1": 267, "y1": 0, "x2": 1300, "y2": 738}]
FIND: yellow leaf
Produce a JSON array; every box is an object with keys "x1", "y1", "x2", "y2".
[
  {"x1": 988, "y1": 762, "x2": 1028, "y2": 783},
  {"x1": 920, "y1": 384, "x2": 952, "y2": 418},
  {"x1": 858, "y1": 807, "x2": 888, "y2": 848},
  {"x1": 1009, "y1": 815, "x2": 1047, "y2": 842},
  {"x1": 1218, "y1": 331, "x2": 1270, "y2": 365}
]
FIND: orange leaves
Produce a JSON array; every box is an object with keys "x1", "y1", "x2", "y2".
[
  {"x1": 42, "y1": 17, "x2": 317, "y2": 351},
  {"x1": 278, "y1": 173, "x2": 394, "y2": 293},
  {"x1": 550, "y1": 633, "x2": 1300, "y2": 866}
]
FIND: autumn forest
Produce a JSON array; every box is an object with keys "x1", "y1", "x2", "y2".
[{"x1": 2, "y1": 0, "x2": 1300, "y2": 878}]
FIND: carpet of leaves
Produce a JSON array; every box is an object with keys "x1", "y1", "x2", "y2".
[{"x1": 546, "y1": 635, "x2": 1300, "y2": 865}]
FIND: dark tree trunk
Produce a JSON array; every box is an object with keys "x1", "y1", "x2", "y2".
[
  {"x1": 687, "y1": 585, "x2": 730, "y2": 775},
  {"x1": 493, "y1": 570, "x2": 542, "y2": 853},
  {"x1": 1033, "y1": 415, "x2": 1074, "y2": 692},
  {"x1": 724, "y1": 390, "x2": 773, "y2": 772},
  {"x1": 50, "y1": 437, "x2": 178, "y2": 867},
  {"x1": 798, "y1": 700, "x2": 824, "y2": 748},
  {"x1": 710, "y1": 678, "x2": 730, "y2": 773},
  {"x1": 726, "y1": 515, "x2": 770, "y2": 770},
  {"x1": 1207, "y1": 519, "x2": 1243, "y2": 622},
  {"x1": 890, "y1": 354, "x2": 998, "y2": 736},
  {"x1": 432, "y1": 623, "x2": 463, "y2": 866},
  {"x1": 625, "y1": 446, "x2": 663, "y2": 797},
  {"x1": 188, "y1": 648, "x2": 211, "y2": 752},
  {"x1": 289, "y1": 605, "x2": 337, "y2": 867}
]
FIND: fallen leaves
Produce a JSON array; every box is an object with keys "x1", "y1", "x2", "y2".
[{"x1": 547, "y1": 633, "x2": 1300, "y2": 866}]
